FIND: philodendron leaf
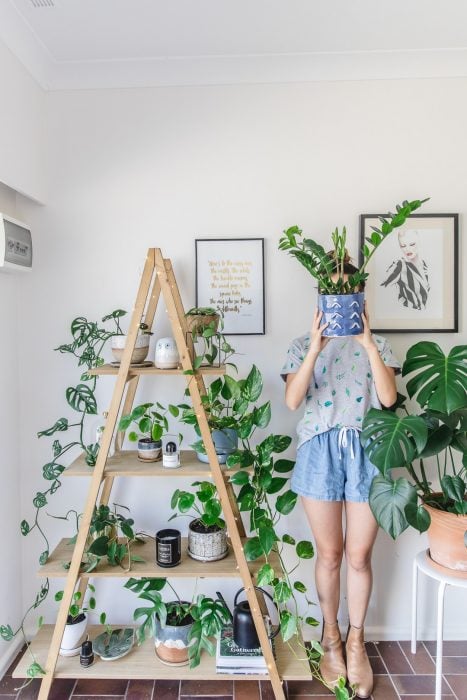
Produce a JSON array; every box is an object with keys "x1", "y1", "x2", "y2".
[
  {"x1": 243, "y1": 365, "x2": 263, "y2": 402},
  {"x1": 66, "y1": 384, "x2": 98, "y2": 415},
  {"x1": 274, "y1": 580, "x2": 292, "y2": 604},
  {"x1": 244, "y1": 537, "x2": 263, "y2": 561},
  {"x1": 405, "y1": 503, "x2": 431, "y2": 533},
  {"x1": 87, "y1": 535, "x2": 110, "y2": 556},
  {"x1": 37, "y1": 417, "x2": 68, "y2": 438},
  {"x1": 279, "y1": 610, "x2": 297, "y2": 642},
  {"x1": 294, "y1": 581, "x2": 307, "y2": 593},
  {"x1": 296, "y1": 540, "x2": 314, "y2": 559},
  {"x1": 403, "y1": 342, "x2": 467, "y2": 415},
  {"x1": 274, "y1": 459, "x2": 295, "y2": 473},
  {"x1": 258, "y1": 525, "x2": 275, "y2": 556},
  {"x1": 420, "y1": 424, "x2": 453, "y2": 458},
  {"x1": 362, "y1": 409, "x2": 428, "y2": 473},
  {"x1": 369, "y1": 475, "x2": 417, "y2": 539},
  {"x1": 256, "y1": 563, "x2": 275, "y2": 586},
  {"x1": 441, "y1": 475, "x2": 466, "y2": 503},
  {"x1": 276, "y1": 490, "x2": 297, "y2": 515}
]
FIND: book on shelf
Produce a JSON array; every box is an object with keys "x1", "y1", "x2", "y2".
[{"x1": 216, "y1": 623, "x2": 274, "y2": 675}]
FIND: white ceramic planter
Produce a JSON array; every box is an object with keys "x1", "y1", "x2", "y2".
[
  {"x1": 60, "y1": 614, "x2": 88, "y2": 657},
  {"x1": 188, "y1": 519, "x2": 228, "y2": 562},
  {"x1": 111, "y1": 335, "x2": 150, "y2": 364}
]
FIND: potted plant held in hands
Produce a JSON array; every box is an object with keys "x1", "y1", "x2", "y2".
[
  {"x1": 170, "y1": 481, "x2": 228, "y2": 562},
  {"x1": 362, "y1": 341, "x2": 467, "y2": 571},
  {"x1": 125, "y1": 577, "x2": 231, "y2": 667},
  {"x1": 118, "y1": 402, "x2": 179, "y2": 462},
  {"x1": 279, "y1": 198, "x2": 428, "y2": 336}
]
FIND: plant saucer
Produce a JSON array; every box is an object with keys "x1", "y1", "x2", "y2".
[
  {"x1": 59, "y1": 644, "x2": 82, "y2": 657},
  {"x1": 93, "y1": 628, "x2": 134, "y2": 661},
  {"x1": 110, "y1": 361, "x2": 154, "y2": 368}
]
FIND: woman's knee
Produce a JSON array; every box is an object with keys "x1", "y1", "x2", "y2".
[
  {"x1": 346, "y1": 547, "x2": 373, "y2": 572},
  {"x1": 317, "y1": 547, "x2": 343, "y2": 571}
]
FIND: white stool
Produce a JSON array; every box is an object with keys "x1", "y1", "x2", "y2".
[{"x1": 411, "y1": 549, "x2": 467, "y2": 700}]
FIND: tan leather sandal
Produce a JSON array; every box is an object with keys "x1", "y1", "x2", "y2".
[{"x1": 345, "y1": 624, "x2": 373, "y2": 698}]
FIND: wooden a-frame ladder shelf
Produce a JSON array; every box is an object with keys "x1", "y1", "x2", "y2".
[{"x1": 13, "y1": 249, "x2": 312, "y2": 699}]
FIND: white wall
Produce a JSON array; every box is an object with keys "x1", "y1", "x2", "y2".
[
  {"x1": 17, "y1": 77, "x2": 466, "y2": 641},
  {"x1": 0, "y1": 184, "x2": 23, "y2": 674},
  {"x1": 0, "y1": 39, "x2": 46, "y2": 203}
]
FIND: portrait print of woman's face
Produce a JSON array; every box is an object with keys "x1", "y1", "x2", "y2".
[{"x1": 398, "y1": 229, "x2": 419, "y2": 262}]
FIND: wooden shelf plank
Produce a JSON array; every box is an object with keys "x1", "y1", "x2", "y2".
[
  {"x1": 88, "y1": 364, "x2": 226, "y2": 376},
  {"x1": 39, "y1": 538, "x2": 278, "y2": 579},
  {"x1": 64, "y1": 450, "x2": 241, "y2": 478},
  {"x1": 13, "y1": 625, "x2": 313, "y2": 682}
]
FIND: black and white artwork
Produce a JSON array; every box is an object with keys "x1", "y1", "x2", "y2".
[{"x1": 359, "y1": 214, "x2": 458, "y2": 333}]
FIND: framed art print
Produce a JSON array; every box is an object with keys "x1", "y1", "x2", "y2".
[
  {"x1": 359, "y1": 213, "x2": 458, "y2": 333},
  {"x1": 195, "y1": 238, "x2": 265, "y2": 335}
]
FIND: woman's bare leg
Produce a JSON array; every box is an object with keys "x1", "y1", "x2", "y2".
[
  {"x1": 301, "y1": 498, "x2": 344, "y2": 623},
  {"x1": 344, "y1": 501, "x2": 379, "y2": 627}
]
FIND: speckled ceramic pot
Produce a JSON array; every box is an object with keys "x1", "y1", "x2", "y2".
[{"x1": 318, "y1": 292, "x2": 364, "y2": 337}]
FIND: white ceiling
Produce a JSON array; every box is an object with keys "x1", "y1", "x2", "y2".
[{"x1": 1, "y1": 0, "x2": 467, "y2": 89}]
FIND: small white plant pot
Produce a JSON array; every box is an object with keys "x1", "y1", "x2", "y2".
[
  {"x1": 60, "y1": 614, "x2": 88, "y2": 657},
  {"x1": 155, "y1": 337, "x2": 180, "y2": 369},
  {"x1": 111, "y1": 335, "x2": 150, "y2": 364}
]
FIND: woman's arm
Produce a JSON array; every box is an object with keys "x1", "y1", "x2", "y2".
[
  {"x1": 355, "y1": 311, "x2": 397, "y2": 408},
  {"x1": 285, "y1": 309, "x2": 329, "y2": 411}
]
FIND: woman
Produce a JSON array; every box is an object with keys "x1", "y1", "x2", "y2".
[
  {"x1": 281, "y1": 256, "x2": 400, "y2": 698},
  {"x1": 380, "y1": 228, "x2": 430, "y2": 310}
]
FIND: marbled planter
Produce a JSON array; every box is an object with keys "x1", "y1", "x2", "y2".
[
  {"x1": 318, "y1": 292, "x2": 364, "y2": 337},
  {"x1": 155, "y1": 606, "x2": 194, "y2": 666},
  {"x1": 188, "y1": 519, "x2": 228, "y2": 562}
]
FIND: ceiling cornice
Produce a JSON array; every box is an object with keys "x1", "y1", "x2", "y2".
[{"x1": 1, "y1": 2, "x2": 467, "y2": 90}]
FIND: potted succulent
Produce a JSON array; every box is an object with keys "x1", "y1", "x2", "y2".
[
  {"x1": 362, "y1": 341, "x2": 467, "y2": 570},
  {"x1": 118, "y1": 401, "x2": 179, "y2": 462},
  {"x1": 55, "y1": 584, "x2": 97, "y2": 656},
  {"x1": 279, "y1": 198, "x2": 428, "y2": 336},
  {"x1": 125, "y1": 577, "x2": 230, "y2": 667},
  {"x1": 180, "y1": 366, "x2": 269, "y2": 464},
  {"x1": 170, "y1": 481, "x2": 228, "y2": 561},
  {"x1": 108, "y1": 308, "x2": 153, "y2": 364}
]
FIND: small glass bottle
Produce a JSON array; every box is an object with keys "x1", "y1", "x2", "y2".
[
  {"x1": 163, "y1": 440, "x2": 180, "y2": 468},
  {"x1": 80, "y1": 639, "x2": 94, "y2": 668}
]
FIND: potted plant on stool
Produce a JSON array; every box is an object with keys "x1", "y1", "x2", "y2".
[
  {"x1": 362, "y1": 341, "x2": 467, "y2": 570},
  {"x1": 279, "y1": 198, "x2": 428, "y2": 336},
  {"x1": 170, "y1": 481, "x2": 228, "y2": 562}
]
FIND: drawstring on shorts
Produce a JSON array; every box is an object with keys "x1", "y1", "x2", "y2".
[{"x1": 337, "y1": 427, "x2": 360, "y2": 460}]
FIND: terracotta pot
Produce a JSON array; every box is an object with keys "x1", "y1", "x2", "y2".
[{"x1": 424, "y1": 501, "x2": 467, "y2": 571}]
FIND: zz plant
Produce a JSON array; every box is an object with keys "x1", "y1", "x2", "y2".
[{"x1": 0, "y1": 309, "x2": 125, "y2": 679}]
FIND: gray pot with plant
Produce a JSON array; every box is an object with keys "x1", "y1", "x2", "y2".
[
  {"x1": 118, "y1": 401, "x2": 180, "y2": 462},
  {"x1": 279, "y1": 198, "x2": 428, "y2": 337},
  {"x1": 125, "y1": 578, "x2": 230, "y2": 668},
  {"x1": 170, "y1": 481, "x2": 228, "y2": 562},
  {"x1": 361, "y1": 341, "x2": 467, "y2": 570}
]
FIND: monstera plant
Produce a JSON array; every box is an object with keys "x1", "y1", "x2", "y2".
[{"x1": 361, "y1": 341, "x2": 467, "y2": 549}]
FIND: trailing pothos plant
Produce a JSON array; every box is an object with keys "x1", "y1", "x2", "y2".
[
  {"x1": 0, "y1": 309, "x2": 125, "y2": 679},
  {"x1": 278, "y1": 198, "x2": 428, "y2": 294},
  {"x1": 125, "y1": 577, "x2": 231, "y2": 668},
  {"x1": 361, "y1": 341, "x2": 467, "y2": 539},
  {"x1": 225, "y1": 366, "x2": 352, "y2": 699}
]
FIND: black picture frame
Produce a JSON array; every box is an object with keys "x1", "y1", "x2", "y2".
[
  {"x1": 195, "y1": 238, "x2": 265, "y2": 335},
  {"x1": 359, "y1": 213, "x2": 459, "y2": 333}
]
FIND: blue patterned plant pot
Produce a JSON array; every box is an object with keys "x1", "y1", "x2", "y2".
[{"x1": 318, "y1": 292, "x2": 365, "y2": 337}]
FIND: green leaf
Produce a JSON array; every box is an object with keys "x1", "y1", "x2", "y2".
[
  {"x1": 362, "y1": 409, "x2": 428, "y2": 473},
  {"x1": 39, "y1": 550, "x2": 49, "y2": 565},
  {"x1": 276, "y1": 490, "x2": 297, "y2": 515},
  {"x1": 243, "y1": 365, "x2": 263, "y2": 402},
  {"x1": 0, "y1": 625, "x2": 14, "y2": 641},
  {"x1": 20, "y1": 519, "x2": 30, "y2": 536},
  {"x1": 266, "y1": 477, "x2": 287, "y2": 494},
  {"x1": 257, "y1": 563, "x2": 275, "y2": 586},
  {"x1": 305, "y1": 616, "x2": 319, "y2": 626},
  {"x1": 151, "y1": 424, "x2": 163, "y2": 441},
  {"x1": 42, "y1": 463, "x2": 64, "y2": 481},
  {"x1": 296, "y1": 540, "x2": 314, "y2": 559},
  {"x1": 274, "y1": 580, "x2": 292, "y2": 604},
  {"x1": 169, "y1": 404, "x2": 180, "y2": 417},
  {"x1": 403, "y1": 342, "x2": 467, "y2": 415},
  {"x1": 274, "y1": 459, "x2": 295, "y2": 473},
  {"x1": 294, "y1": 581, "x2": 307, "y2": 593},
  {"x1": 405, "y1": 503, "x2": 431, "y2": 533},
  {"x1": 33, "y1": 492, "x2": 47, "y2": 509},
  {"x1": 37, "y1": 417, "x2": 68, "y2": 438},
  {"x1": 280, "y1": 610, "x2": 297, "y2": 642},
  {"x1": 128, "y1": 431, "x2": 138, "y2": 442},
  {"x1": 441, "y1": 475, "x2": 466, "y2": 503},
  {"x1": 271, "y1": 435, "x2": 292, "y2": 453},
  {"x1": 178, "y1": 493, "x2": 195, "y2": 512},
  {"x1": 253, "y1": 402, "x2": 272, "y2": 429},
  {"x1": 369, "y1": 475, "x2": 417, "y2": 539},
  {"x1": 66, "y1": 384, "x2": 98, "y2": 415},
  {"x1": 229, "y1": 471, "x2": 250, "y2": 486},
  {"x1": 223, "y1": 375, "x2": 241, "y2": 399},
  {"x1": 420, "y1": 424, "x2": 453, "y2": 458},
  {"x1": 87, "y1": 535, "x2": 110, "y2": 556},
  {"x1": 258, "y1": 525, "x2": 275, "y2": 555},
  {"x1": 244, "y1": 537, "x2": 263, "y2": 561},
  {"x1": 282, "y1": 534, "x2": 295, "y2": 545}
]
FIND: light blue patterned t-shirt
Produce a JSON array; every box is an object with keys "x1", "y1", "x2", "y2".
[{"x1": 281, "y1": 334, "x2": 401, "y2": 448}]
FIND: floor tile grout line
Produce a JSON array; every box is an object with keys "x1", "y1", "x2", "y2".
[
  {"x1": 372, "y1": 642, "x2": 402, "y2": 700},
  {"x1": 397, "y1": 640, "x2": 416, "y2": 674},
  {"x1": 443, "y1": 674, "x2": 460, "y2": 700}
]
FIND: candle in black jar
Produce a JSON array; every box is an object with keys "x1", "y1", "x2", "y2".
[{"x1": 156, "y1": 528, "x2": 181, "y2": 567}]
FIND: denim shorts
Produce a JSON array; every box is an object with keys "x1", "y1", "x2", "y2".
[{"x1": 291, "y1": 427, "x2": 378, "y2": 502}]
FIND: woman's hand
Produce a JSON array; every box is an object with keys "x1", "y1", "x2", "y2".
[
  {"x1": 354, "y1": 304, "x2": 376, "y2": 352},
  {"x1": 308, "y1": 308, "x2": 329, "y2": 357}
]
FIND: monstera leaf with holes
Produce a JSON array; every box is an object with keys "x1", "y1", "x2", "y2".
[{"x1": 403, "y1": 342, "x2": 467, "y2": 415}]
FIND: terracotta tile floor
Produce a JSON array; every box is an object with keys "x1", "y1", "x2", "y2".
[{"x1": 2, "y1": 640, "x2": 467, "y2": 700}]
